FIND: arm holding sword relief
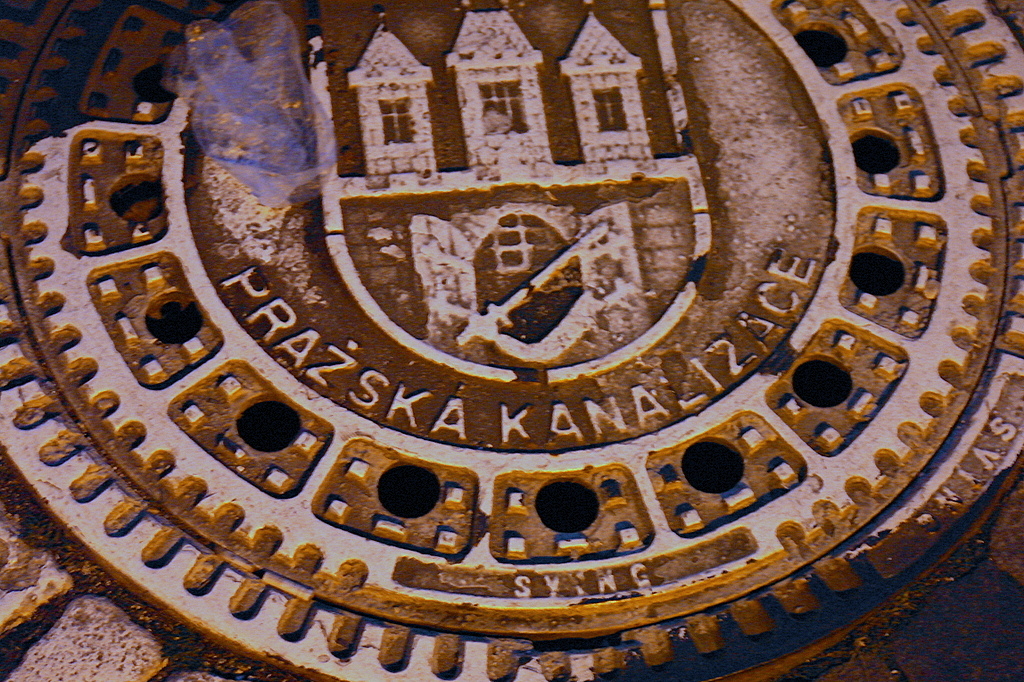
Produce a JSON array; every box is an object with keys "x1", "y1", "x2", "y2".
[{"x1": 455, "y1": 216, "x2": 616, "y2": 363}]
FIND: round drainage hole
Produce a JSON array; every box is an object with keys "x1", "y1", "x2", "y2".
[
  {"x1": 849, "y1": 251, "x2": 905, "y2": 297},
  {"x1": 236, "y1": 401, "x2": 302, "y2": 452},
  {"x1": 110, "y1": 179, "x2": 163, "y2": 223},
  {"x1": 795, "y1": 29, "x2": 848, "y2": 68},
  {"x1": 535, "y1": 481, "x2": 599, "y2": 534},
  {"x1": 852, "y1": 134, "x2": 901, "y2": 175},
  {"x1": 377, "y1": 465, "x2": 441, "y2": 519},
  {"x1": 792, "y1": 359, "x2": 853, "y2": 408},
  {"x1": 132, "y1": 64, "x2": 177, "y2": 103},
  {"x1": 681, "y1": 441, "x2": 745, "y2": 494},
  {"x1": 145, "y1": 299, "x2": 203, "y2": 344}
]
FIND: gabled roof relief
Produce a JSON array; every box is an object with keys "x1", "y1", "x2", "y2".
[
  {"x1": 561, "y1": 15, "x2": 641, "y2": 74},
  {"x1": 446, "y1": 10, "x2": 542, "y2": 68},
  {"x1": 350, "y1": 26, "x2": 432, "y2": 85}
]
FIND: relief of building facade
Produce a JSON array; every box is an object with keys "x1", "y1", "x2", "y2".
[
  {"x1": 345, "y1": 8, "x2": 693, "y2": 191},
  {"x1": 446, "y1": 10, "x2": 553, "y2": 181},
  {"x1": 348, "y1": 27, "x2": 435, "y2": 177},
  {"x1": 561, "y1": 15, "x2": 652, "y2": 165}
]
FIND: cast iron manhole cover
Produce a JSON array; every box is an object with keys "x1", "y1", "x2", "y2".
[{"x1": 2, "y1": 0, "x2": 1024, "y2": 680}]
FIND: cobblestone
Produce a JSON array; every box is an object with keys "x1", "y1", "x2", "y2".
[
  {"x1": 815, "y1": 654, "x2": 898, "y2": 682},
  {"x1": 0, "y1": 503, "x2": 71, "y2": 635},
  {"x1": 990, "y1": 479, "x2": 1024, "y2": 586},
  {"x1": 889, "y1": 563, "x2": 1024, "y2": 682},
  {"x1": 7, "y1": 596, "x2": 165, "y2": 682}
]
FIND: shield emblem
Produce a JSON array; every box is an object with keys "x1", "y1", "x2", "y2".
[{"x1": 335, "y1": 9, "x2": 709, "y2": 370}]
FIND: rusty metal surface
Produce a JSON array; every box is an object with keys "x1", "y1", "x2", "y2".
[{"x1": 2, "y1": 0, "x2": 1024, "y2": 680}]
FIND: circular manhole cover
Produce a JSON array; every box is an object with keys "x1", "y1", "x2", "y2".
[{"x1": 2, "y1": 0, "x2": 1024, "y2": 680}]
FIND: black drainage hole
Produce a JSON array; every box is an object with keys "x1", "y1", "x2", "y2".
[
  {"x1": 849, "y1": 251, "x2": 905, "y2": 297},
  {"x1": 377, "y1": 465, "x2": 441, "y2": 519},
  {"x1": 132, "y1": 64, "x2": 177, "y2": 103},
  {"x1": 852, "y1": 134, "x2": 901, "y2": 175},
  {"x1": 681, "y1": 441, "x2": 744, "y2": 494},
  {"x1": 794, "y1": 29, "x2": 848, "y2": 68},
  {"x1": 236, "y1": 401, "x2": 302, "y2": 452},
  {"x1": 792, "y1": 359, "x2": 853, "y2": 408},
  {"x1": 535, "y1": 481, "x2": 599, "y2": 533},
  {"x1": 110, "y1": 179, "x2": 163, "y2": 223},
  {"x1": 145, "y1": 297, "x2": 204, "y2": 344}
]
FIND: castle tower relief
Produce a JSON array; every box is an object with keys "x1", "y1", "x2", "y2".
[
  {"x1": 446, "y1": 10, "x2": 552, "y2": 181},
  {"x1": 349, "y1": 27, "x2": 436, "y2": 179},
  {"x1": 561, "y1": 15, "x2": 652, "y2": 165}
]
